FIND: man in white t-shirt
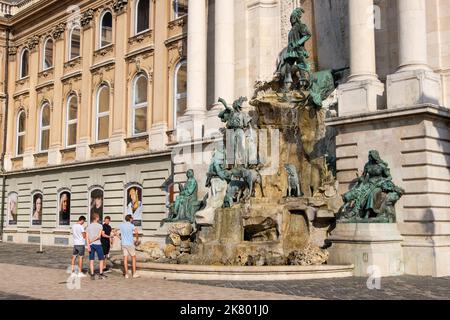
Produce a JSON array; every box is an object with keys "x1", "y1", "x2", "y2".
[{"x1": 71, "y1": 216, "x2": 87, "y2": 277}]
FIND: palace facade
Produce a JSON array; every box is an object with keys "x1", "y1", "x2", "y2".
[{"x1": 0, "y1": 0, "x2": 449, "y2": 277}]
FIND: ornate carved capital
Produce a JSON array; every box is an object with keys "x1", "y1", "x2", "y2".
[
  {"x1": 81, "y1": 9, "x2": 96, "y2": 29},
  {"x1": 27, "y1": 35, "x2": 40, "y2": 51},
  {"x1": 52, "y1": 23, "x2": 67, "y2": 40},
  {"x1": 112, "y1": 0, "x2": 128, "y2": 14}
]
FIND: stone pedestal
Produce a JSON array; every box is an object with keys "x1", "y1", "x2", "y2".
[
  {"x1": 328, "y1": 223, "x2": 404, "y2": 277},
  {"x1": 387, "y1": 70, "x2": 442, "y2": 109},
  {"x1": 337, "y1": 80, "x2": 385, "y2": 116}
]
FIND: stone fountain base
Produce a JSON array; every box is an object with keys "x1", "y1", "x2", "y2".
[{"x1": 109, "y1": 259, "x2": 354, "y2": 281}]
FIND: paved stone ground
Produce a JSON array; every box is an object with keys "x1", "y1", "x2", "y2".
[
  {"x1": 0, "y1": 242, "x2": 449, "y2": 300},
  {"x1": 0, "y1": 243, "x2": 304, "y2": 300},
  {"x1": 185, "y1": 277, "x2": 450, "y2": 300}
]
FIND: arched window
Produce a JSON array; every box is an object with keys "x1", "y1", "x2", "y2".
[
  {"x1": 66, "y1": 94, "x2": 78, "y2": 147},
  {"x1": 16, "y1": 110, "x2": 26, "y2": 156},
  {"x1": 132, "y1": 73, "x2": 148, "y2": 136},
  {"x1": 43, "y1": 38, "x2": 54, "y2": 70},
  {"x1": 20, "y1": 49, "x2": 29, "y2": 79},
  {"x1": 96, "y1": 85, "x2": 110, "y2": 142},
  {"x1": 135, "y1": 0, "x2": 150, "y2": 34},
  {"x1": 69, "y1": 26, "x2": 81, "y2": 60},
  {"x1": 39, "y1": 103, "x2": 51, "y2": 152},
  {"x1": 172, "y1": 0, "x2": 188, "y2": 19},
  {"x1": 173, "y1": 60, "x2": 187, "y2": 125},
  {"x1": 99, "y1": 11, "x2": 113, "y2": 48}
]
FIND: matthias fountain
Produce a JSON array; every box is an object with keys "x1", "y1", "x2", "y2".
[{"x1": 113, "y1": 7, "x2": 405, "y2": 278}]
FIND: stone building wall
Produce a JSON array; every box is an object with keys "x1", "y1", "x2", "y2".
[{"x1": 2, "y1": 154, "x2": 171, "y2": 246}]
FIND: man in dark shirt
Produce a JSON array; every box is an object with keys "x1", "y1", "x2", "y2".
[{"x1": 101, "y1": 216, "x2": 113, "y2": 273}]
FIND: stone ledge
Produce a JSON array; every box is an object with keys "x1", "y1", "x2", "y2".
[
  {"x1": 327, "y1": 104, "x2": 450, "y2": 127},
  {"x1": 111, "y1": 261, "x2": 354, "y2": 281}
]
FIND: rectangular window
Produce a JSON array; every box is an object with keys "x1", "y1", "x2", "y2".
[
  {"x1": 17, "y1": 135, "x2": 25, "y2": 156},
  {"x1": 97, "y1": 115, "x2": 109, "y2": 141},
  {"x1": 134, "y1": 107, "x2": 147, "y2": 135}
]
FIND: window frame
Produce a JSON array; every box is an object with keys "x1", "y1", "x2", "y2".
[
  {"x1": 42, "y1": 37, "x2": 54, "y2": 71},
  {"x1": 19, "y1": 48, "x2": 30, "y2": 79},
  {"x1": 131, "y1": 73, "x2": 148, "y2": 137},
  {"x1": 95, "y1": 84, "x2": 111, "y2": 143},
  {"x1": 135, "y1": 0, "x2": 150, "y2": 35},
  {"x1": 173, "y1": 60, "x2": 187, "y2": 126},
  {"x1": 172, "y1": 0, "x2": 187, "y2": 20},
  {"x1": 16, "y1": 110, "x2": 26, "y2": 156},
  {"x1": 99, "y1": 10, "x2": 113, "y2": 49},
  {"x1": 65, "y1": 94, "x2": 79, "y2": 148},
  {"x1": 68, "y1": 25, "x2": 81, "y2": 61},
  {"x1": 38, "y1": 103, "x2": 51, "y2": 153}
]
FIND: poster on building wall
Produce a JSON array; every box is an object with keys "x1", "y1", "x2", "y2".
[
  {"x1": 31, "y1": 193, "x2": 43, "y2": 226},
  {"x1": 125, "y1": 186, "x2": 143, "y2": 227},
  {"x1": 89, "y1": 189, "x2": 104, "y2": 222},
  {"x1": 7, "y1": 192, "x2": 18, "y2": 226},
  {"x1": 58, "y1": 191, "x2": 71, "y2": 226}
]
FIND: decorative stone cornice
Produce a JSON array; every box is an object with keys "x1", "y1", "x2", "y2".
[
  {"x1": 128, "y1": 30, "x2": 152, "y2": 45},
  {"x1": 94, "y1": 45, "x2": 114, "y2": 57},
  {"x1": 80, "y1": 9, "x2": 96, "y2": 29},
  {"x1": 112, "y1": 0, "x2": 128, "y2": 14},
  {"x1": 168, "y1": 16, "x2": 187, "y2": 30},
  {"x1": 52, "y1": 23, "x2": 67, "y2": 40},
  {"x1": 27, "y1": 35, "x2": 40, "y2": 51},
  {"x1": 64, "y1": 57, "x2": 82, "y2": 71}
]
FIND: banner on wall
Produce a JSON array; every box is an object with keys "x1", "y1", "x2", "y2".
[
  {"x1": 32, "y1": 193, "x2": 43, "y2": 226},
  {"x1": 7, "y1": 192, "x2": 18, "y2": 226},
  {"x1": 58, "y1": 191, "x2": 71, "y2": 226},
  {"x1": 125, "y1": 186, "x2": 143, "y2": 227},
  {"x1": 89, "y1": 189, "x2": 104, "y2": 222}
]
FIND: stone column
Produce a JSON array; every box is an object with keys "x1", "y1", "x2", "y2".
[
  {"x1": 386, "y1": 0, "x2": 442, "y2": 109},
  {"x1": 179, "y1": 0, "x2": 207, "y2": 141},
  {"x1": 337, "y1": 0, "x2": 384, "y2": 116},
  {"x1": 206, "y1": 0, "x2": 235, "y2": 134}
]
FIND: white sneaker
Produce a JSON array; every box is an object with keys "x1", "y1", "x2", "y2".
[
  {"x1": 124, "y1": 274, "x2": 130, "y2": 279},
  {"x1": 132, "y1": 273, "x2": 140, "y2": 279},
  {"x1": 77, "y1": 272, "x2": 87, "y2": 278}
]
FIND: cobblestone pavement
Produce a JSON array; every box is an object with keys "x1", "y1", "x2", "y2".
[
  {"x1": 0, "y1": 243, "x2": 304, "y2": 300},
  {"x1": 1, "y1": 243, "x2": 449, "y2": 300},
  {"x1": 185, "y1": 277, "x2": 450, "y2": 300}
]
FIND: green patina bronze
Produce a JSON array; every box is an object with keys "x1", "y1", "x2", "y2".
[
  {"x1": 309, "y1": 70, "x2": 335, "y2": 108},
  {"x1": 165, "y1": 169, "x2": 206, "y2": 224},
  {"x1": 337, "y1": 150, "x2": 405, "y2": 223},
  {"x1": 276, "y1": 7, "x2": 311, "y2": 91}
]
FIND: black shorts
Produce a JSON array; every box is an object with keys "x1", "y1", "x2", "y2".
[{"x1": 101, "y1": 242, "x2": 110, "y2": 255}]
